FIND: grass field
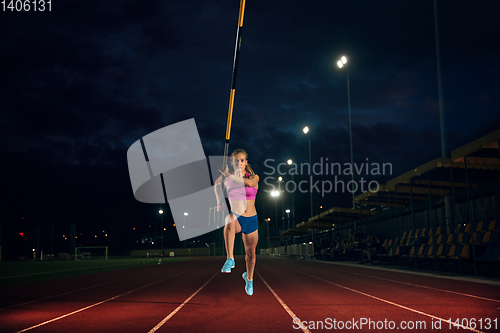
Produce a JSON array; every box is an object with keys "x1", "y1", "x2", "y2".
[{"x1": 0, "y1": 257, "x2": 196, "y2": 287}]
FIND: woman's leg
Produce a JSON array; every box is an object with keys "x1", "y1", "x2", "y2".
[
  {"x1": 224, "y1": 214, "x2": 241, "y2": 259},
  {"x1": 242, "y1": 230, "x2": 259, "y2": 280}
]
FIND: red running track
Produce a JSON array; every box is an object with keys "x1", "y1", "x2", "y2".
[{"x1": 1, "y1": 256, "x2": 499, "y2": 333}]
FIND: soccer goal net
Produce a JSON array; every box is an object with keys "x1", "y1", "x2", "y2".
[{"x1": 75, "y1": 246, "x2": 108, "y2": 260}]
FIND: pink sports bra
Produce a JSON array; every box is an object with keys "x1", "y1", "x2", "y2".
[{"x1": 227, "y1": 172, "x2": 257, "y2": 200}]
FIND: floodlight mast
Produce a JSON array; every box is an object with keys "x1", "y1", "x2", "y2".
[{"x1": 337, "y1": 55, "x2": 355, "y2": 208}]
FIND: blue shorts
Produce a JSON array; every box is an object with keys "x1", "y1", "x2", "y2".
[{"x1": 231, "y1": 213, "x2": 258, "y2": 234}]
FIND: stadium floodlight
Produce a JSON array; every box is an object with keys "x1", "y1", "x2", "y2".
[
  {"x1": 271, "y1": 191, "x2": 280, "y2": 243},
  {"x1": 159, "y1": 209, "x2": 164, "y2": 255},
  {"x1": 286, "y1": 159, "x2": 295, "y2": 225},
  {"x1": 182, "y1": 213, "x2": 189, "y2": 247},
  {"x1": 303, "y1": 126, "x2": 313, "y2": 223},
  {"x1": 337, "y1": 54, "x2": 355, "y2": 207},
  {"x1": 285, "y1": 209, "x2": 291, "y2": 229}
]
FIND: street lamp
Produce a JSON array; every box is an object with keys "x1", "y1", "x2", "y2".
[
  {"x1": 287, "y1": 159, "x2": 295, "y2": 226},
  {"x1": 303, "y1": 127, "x2": 315, "y2": 243},
  {"x1": 154, "y1": 210, "x2": 158, "y2": 250},
  {"x1": 159, "y1": 209, "x2": 164, "y2": 255},
  {"x1": 285, "y1": 209, "x2": 291, "y2": 229},
  {"x1": 271, "y1": 191, "x2": 279, "y2": 245},
  {"x1": 266, "y1": 217, "x2": 271, "y2": 249},
  {"x1": 278, "y1": 177, "x2": 284, "y2": 239},
  {"x1": 303, "y1": 127, "x2": 313, "y2": 218},
  {"x1": 183, "y1": 212, "x2": 188, "y2": 247},
  {"x1": 337, "y1": 55, "x2": 355, "y2": 206}
]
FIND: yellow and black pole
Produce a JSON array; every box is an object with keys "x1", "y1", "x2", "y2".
[{"x1": 223, "y1": 0, "x2": 246, "y2": 169}]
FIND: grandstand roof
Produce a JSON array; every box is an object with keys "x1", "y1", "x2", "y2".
[{"x1": 293, "y1": 207, "x2": 375, "y2": 230}]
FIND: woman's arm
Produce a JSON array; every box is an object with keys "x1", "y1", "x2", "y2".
[
  {"x1": 244, "y1": 174, "x2": 259, "y2": 187},
  {"x1": 227, "y1": 174, "x2": 259, "y2": 187},
  {"x1": 214, "y1": 175, "x2": 225, "y2": 207}
]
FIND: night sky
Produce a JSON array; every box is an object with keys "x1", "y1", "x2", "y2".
[{"x1": 1, "y1": 0, "x2": 499, "y2": 254}]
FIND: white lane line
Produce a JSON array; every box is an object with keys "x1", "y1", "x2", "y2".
[
  {"x1": 148, "y1": 271, "x2": 219, "y2": 333},
  {"x1": 353, "y1": 272, "x2": 500, "y2": 303},
  {"x1": 256, "y1": 271, "x2": 311, "y2": 333},
  {"x1": 294, "y1": 269, "x2": 485, "y2": 333},
  {"x1": 15, "y1": 268, "x2": 195, "y2": 333},
  {"x1": 1, "y1": 269, "x2": 162, "y2": 311}
]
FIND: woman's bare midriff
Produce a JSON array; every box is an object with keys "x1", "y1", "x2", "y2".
[{"x1": 229, "y1": 199, "x2": 257, "y2": 217}]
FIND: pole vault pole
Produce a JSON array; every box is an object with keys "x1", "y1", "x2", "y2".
[{"x1": 223, "y1": 0, "x2": 246, "y2": 169}]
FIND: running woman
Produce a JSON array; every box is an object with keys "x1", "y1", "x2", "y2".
[{"x1": 214, "y1": 149, "x2": 259, "y2": 296}]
